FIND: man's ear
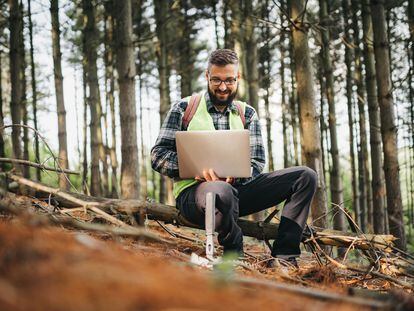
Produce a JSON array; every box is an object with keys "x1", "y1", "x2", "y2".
[
  {"x1": 205, "y1": 69, "x2": 209, "y2": 80},
  {"x1": 237, "y1": 71, "x2": 241, "y2": 80}
]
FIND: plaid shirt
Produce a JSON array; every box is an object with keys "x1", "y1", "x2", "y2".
[{"x1": 150, "y1": 92, "x2": 266, "y2": 185}]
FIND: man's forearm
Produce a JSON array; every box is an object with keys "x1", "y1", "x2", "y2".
[{"x1": 150, "y1": 147, "x2": 180, "y2": 178}]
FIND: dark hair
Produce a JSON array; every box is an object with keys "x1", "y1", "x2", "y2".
[{"x1": 208, "y1": 49, "x2": 239, "y2": 71}]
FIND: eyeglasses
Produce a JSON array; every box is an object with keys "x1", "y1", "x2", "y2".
[{"x1": 209, "y1": 77, "x2": 237, "y2": 86}]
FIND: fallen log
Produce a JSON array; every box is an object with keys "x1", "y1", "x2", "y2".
[{"x1": 8, "y1": 173, "x2": 397, "y2": 252}]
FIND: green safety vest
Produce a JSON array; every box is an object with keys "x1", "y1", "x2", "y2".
[{"x1": 173, "y1": 93, "x2": 248, "y2": 199}]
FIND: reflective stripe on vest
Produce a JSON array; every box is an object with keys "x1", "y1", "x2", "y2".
[{"x1": 173, "y1": 92, "x2": 247, "y2": 199}]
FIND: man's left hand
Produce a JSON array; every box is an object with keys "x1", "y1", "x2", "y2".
[{"x1": 195, "y1": 169, "x2": 234, "y2": 185}]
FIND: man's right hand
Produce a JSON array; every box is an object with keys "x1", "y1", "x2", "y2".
[{"x1": 195, "y1": 169, "x2": 235, "y2": 185}]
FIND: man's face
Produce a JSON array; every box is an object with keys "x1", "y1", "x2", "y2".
[{"x1": 206, "y1": 64, "x2": 240, "y2": 106}]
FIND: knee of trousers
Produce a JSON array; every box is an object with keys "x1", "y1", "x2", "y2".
[
  {"x1": 298, "y1": 166, "x2": 318, "y2": 192},
  {"x1": 197, "y1": 181, "x2": 238, "y2": 215}
]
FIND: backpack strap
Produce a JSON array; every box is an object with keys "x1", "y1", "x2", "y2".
[
  {"x1": 182, "y1": 93, "x2": 202, "y2": 130},
  {"x1": 234, "y1": 101, "x2": 246, "y2": 128}
]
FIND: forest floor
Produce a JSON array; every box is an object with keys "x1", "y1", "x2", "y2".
[{"x1": 0, "y1": 194, "x2": 413, "y2": 311}]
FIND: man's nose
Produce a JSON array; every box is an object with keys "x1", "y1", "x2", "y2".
[{"x1": 218, "y1": 82, "x2": 227, "y2": 91}]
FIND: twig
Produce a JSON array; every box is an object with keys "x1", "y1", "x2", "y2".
[
  {"x1": 1, "y1": 124, "x2": 78, "y2": 191},
  {"x1": 233, "y1": 277, "x2": 389, "y2": 309},
  {"x1": 8, "y1": 173, "x2": 128, "y2": 228},
  {"x1": 0, "y1": 157, "x2": 80, "y2": 175}
]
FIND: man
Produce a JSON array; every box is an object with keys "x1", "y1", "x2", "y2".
[{"x1": 151, "y1": 49, "x2": 317, "y2": 267}]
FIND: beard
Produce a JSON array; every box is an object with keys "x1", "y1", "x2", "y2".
[{"x1": 207, "y1": 83, "x2": 238, "y2": 107}]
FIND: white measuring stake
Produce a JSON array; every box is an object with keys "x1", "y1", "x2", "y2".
[{"x1": 205, "y1": 192, "x2": 216, "y2": 260}]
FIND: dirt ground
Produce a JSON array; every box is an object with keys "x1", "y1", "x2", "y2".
[{"x1": 0, "y1": 202, "x2": 412, "y2": 311}]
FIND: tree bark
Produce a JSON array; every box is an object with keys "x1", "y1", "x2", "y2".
[
  {"x1": 342, "y1": 0, "x2": 360, "y2": 227},
  {"x1": 243, "y1": 1, "x2": 259, "y2": 112},
  {"x1": 370, "y1": 0, "x2": 406, "y2": 250},
  {"x1": 9, "y1": 0, "x2": 23, "y2": 172},
  {"x1": 261, "y1": 0, "x2": 275, "y2": 170},
  {"x1": 288, "y1": 35, "x2": 300, "y2": 166},
  {"x1": 104, "y1": 0, "x2": 119, "y2": 198},
  {"x1": 0, "y1": 48, "x2": 4, "y2": 166},
  {"x1": 351, "y1": 0, "x2": 373, "y2": 232},
  {"x1": 19, "y1": 1, "x2": 29, "y2": 179},
  {"x1": 177, "y1": 0, "x2": 193, "y2": 97},
  {"x1": 361, "y1": 0, "x2": 386, "y2": 234},
  {"x1": 229, "y1": 0, "x2": 247, "y2": 101},
  {"x1": 288, "y1": 0, "x2": 328, "y2": 228},
  {"x1": 82, "y1": 67, "x2": 88, "y2": 194},
  {"x1": 28, "y1": 0, "x2": 40, "y2": 181},
  {"x1": 82, "y1": 0, "x2": 102, "y2": 196},
  {"x1": 115, "y1": 0, "x2": 140, "y2": 200},
  {"x1": 154, "y1": 0, "x2": 173, "y2": 204},
  {"x1": 51, "y1": 0, "x2": 69, "y2": 190},
  {"x1": 319, "y1": 0, "x2": 346, "y2": 232}
]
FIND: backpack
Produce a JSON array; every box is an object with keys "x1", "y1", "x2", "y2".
[{"x1": 182, "y1": 93, "x2": 246, "y2": 130}]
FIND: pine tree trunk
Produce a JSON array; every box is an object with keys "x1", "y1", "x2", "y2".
[
  {"x1": 9, "y1": 0, "x2": 23, "y2": 173},
  {"x1": 20, "y1": 1, "x2": 30, "y2": 179},
  {"x1": 288, "y1": 37, "x2": 300, "y2": 166},
  {"x1": 28, "y1": 0, "x2": 40, "y2": 181},
  {"x1": 212, "y1": 0, "x2": 220, "y2": 49},
  {"x1": 370, "y1": 0, "x2": 406, "y2": 250},
  {"x1": 351, "y1": 0, "x2": 372, "y2": 232},
  {"x1": 135, "y1": 0, "x2": 147, "y2": 200},
  {"x1": 288, "y1": 0, "x2": 328, "y2": 228},
  {"x1": 51, "y1": 0, "x2": 69, "y2": 189},
  {"x1": 223, "y1": 1, "x2": 230, "y2": 48},
  {"x1": 318, "y1": 61, "x2": 328, "y2": 184},
  {"x1": 178, "y1": 0, "x2": 192, "y2": 96},
  {"x1": 342, "y1": 0, "x2": 360, "y2": 227},
  {"x1": 0, "y1": 49, "x2": 5, "y2": 165},
  {"x1": 104, "y1": 0, "x2": 119, "y2": 198},
  {"x1": 82, "y1": 68, "x2": 88, "y2": 194},
  {"x1": 244, "y1": 1, "x2": 259, "y2": 112},
  {"x1": 82, "y1": 0, "x2": 102, "y2": 196},
  {"x1": 154, "y1": 0, "x2": 172, "y2": 204},
  {"x1": 319, "y1": 0, "x2": 346, "y2": 232},
  {"x1": 115, "y1": 0, "x2": 140, "y2": 200},
  {"x1": 361, "y1": 0, "x2": 386, "y2": 234},
  {"x1": 229, "y1": 0, "x2": 247, "y2": 101}
]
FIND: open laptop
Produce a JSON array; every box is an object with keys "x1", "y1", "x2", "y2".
[{"x1": 176, "y1": 130, "x2": 251, "y2": 179}]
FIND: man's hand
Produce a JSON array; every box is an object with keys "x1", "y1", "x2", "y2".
[{"x1": 195, "y1": 169, "x2": 235, "y2": 184}]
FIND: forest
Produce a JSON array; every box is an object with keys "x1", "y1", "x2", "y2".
[{"x1": 0, "y1": 0, "x2": 413, "y2": 309}]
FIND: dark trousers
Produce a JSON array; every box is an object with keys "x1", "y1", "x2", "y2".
[{"x1": 176, "y1": 166, "x2": 317, "y2": 257}]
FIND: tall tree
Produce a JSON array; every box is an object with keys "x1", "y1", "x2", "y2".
[
  {"x1": 27, "y1": 0, "x2": 40, "y2": 181},
  {"x1": 229, "y1": 0, "x2": 247, "y2": 101},
  {"x1": 259, "y1": 0, "x2": 275, "y2": 170},
  {"x1": 20, "y1": 0, "x2": 29, "y2": 179},
  {"x1": 243, "y1": 1, "x2": 259, "y2": 112},
  {"x1": 0, "y1": 46, "x2": 4, "y2": 164},
  {"x1": 51, "y1": 0, "x2": 69, "y2": 189},
  {"x1": 103, "y1": 0, "x2": 119, "y2": 198},
  {"x1": 9, "y1": 0, "x2": 23, "y2": 173},
  {"x1": 370, "y1": 0, "x2": 406, "y2": 249},
  {"x1": 342, "y1": 0, "x2": 360, "y2": 227},
  {"x1": 177, "y1": 0, "x2": 193, "y2": 96},
  {"x1": 82, "y1": 0, "x2": 102, "y2": 196},
  {"x1": 352, "y1": 0, "x2": 372, "y2": 232},
  {"x1": 115, "y1": 0, "x2": 140, "y2": 199},
  {"x1": 154, "y1": 0, "x2": 173, "y2": 204},
  {"x1": 288, "y1": 0, "x2": 328, "y2": 228},
  {"x1": 319, "y1": 0, "x2": 346, "y2": 232},
  {"x1": 361, "y1": 0, "x2": 386, "y2": 233}
]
